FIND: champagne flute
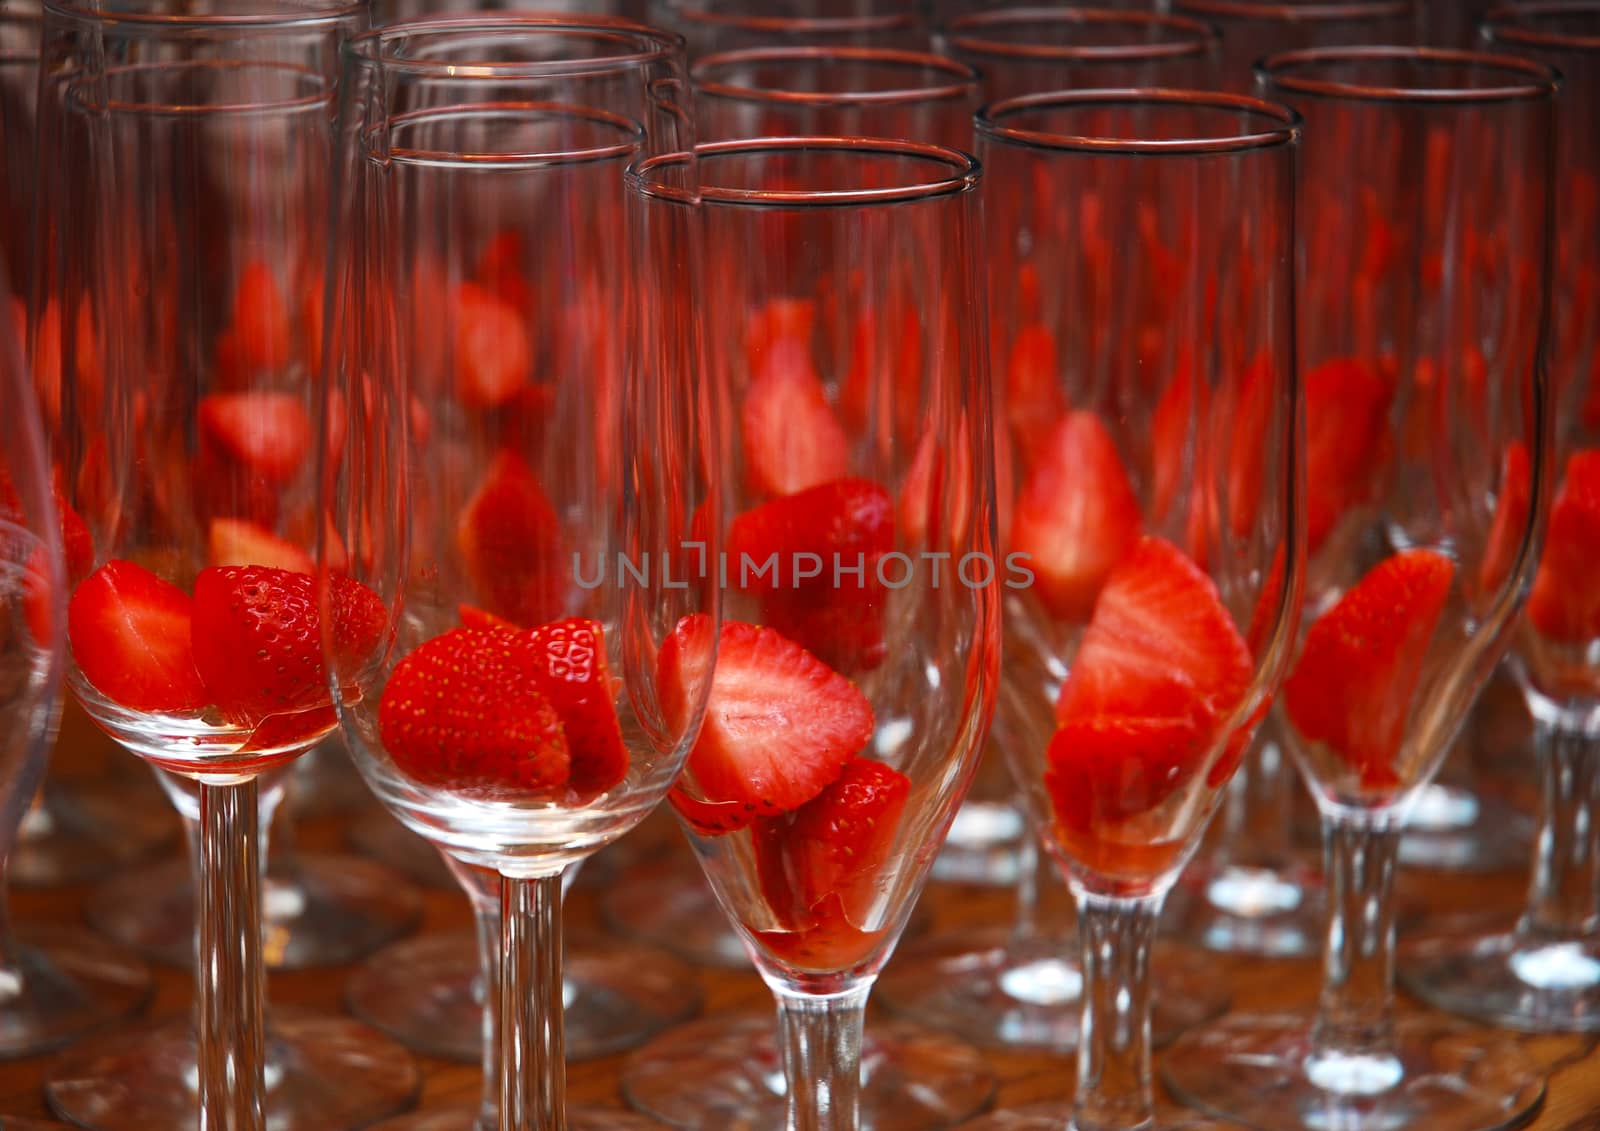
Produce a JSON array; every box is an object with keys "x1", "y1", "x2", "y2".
[{"x1": 1163, "y1": 46, "x2": 1557, "y2": 1131}]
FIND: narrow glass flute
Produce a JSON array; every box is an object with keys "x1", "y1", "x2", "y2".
[
  {"x1": 956, "y1": 88, "x2": 1303, "y2": 1131},
  {"x1": 1172, "y1": 0, "x2": 1421, "y2": 89},
  {"x1": 322, "y1": 15, "x2": 713, "y2": 1130},
  {"x1": 1163, "y1": 46, "x2": 1558, "y2": 1131},
  {"x1": 1398, "y1": 1, "x2": 1600, "y2": 1033},
  {"x1": 621, "y1": 136, "x2": 1000, "y2": 1131}
]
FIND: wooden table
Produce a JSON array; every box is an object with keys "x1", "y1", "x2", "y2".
[{"x1": 2, "y1": 725, "x2": 1598, "y2": 1130}]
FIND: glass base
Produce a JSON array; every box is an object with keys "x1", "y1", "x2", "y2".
[
  {"x1": 876, "y1": 925, "x2": 1228, "y2": 1051},
  {"x1": 347, "y1": 810, "x2": 457, "y2": 891},
  {"x1": 0, "y1": 927, "x2": 152, "y2": 1059},
  {"x1": 929, "y1": 800, "x2": 1026, "y2": 887},
  {"x1": 85, "y1": 852, "x2": 422, "y2": 970},
  {"x1": 369, "y1": 1106, "x2": 664, "y2": 1130},
  {"x1": 12, "y1": 777, "x2": 175, "y2": 889},
  {"x1": 346, "y1": 930, "x2": 701, "y2": 1062},
  {"x1": 604, "y1": 856, "x2": 932, "y2": 970},
  {"x1": 45, "y1": 1009, "x2": 421, "y2": 1131},
  {"x1": 1161, "y1": 1012, "x2": 1545, "y2": 1131},
  {"x1": 1163, "y1": 859, "x2": 1324, "y2": 958},
  {"x1": 1396, "y1": 784, "x2": 1532, "y2": 873},
  {"x1": 621, "y1": 1014, "x2": 995, "y2": 1130},
  {"x1": 957, "y1": 1102, "x2": 1235, "y2": 1129},
  {"x1": 1399, "y1": 918, "x2": 1600, "y2": 1032}
]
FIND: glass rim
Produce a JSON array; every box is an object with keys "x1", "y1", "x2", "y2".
[
  {"x1": 344, "y1": 13, "x2": 684, "y2": 77},
  {"x1": 629, "y1": 134, "x2": 979, "y2": 208},
  {"x1": 940, "y1": 6, "x2": 1219, "y2": 64},
  {"x1": 975, "y1": 88, "x2": 1301, "y2": 155},
  {"x1": 663, "y1": 0, "x2": 919, "y2": 36},
  {"x1": 1484, "y1": 2, "x2": 1600, "y2": 52},
  {"x1": 1173, "y1": 0, "x2": 1412, "y2": 19},
  {"x1": 41, "y1": 0, "x2": 364, "y2": 31},
  {"x1": 379, "y1": 100, "x2": 645, "y2": 169},
  {"x1": 68, "y1": 59, "x2": 329, "y2": 118},
  {"x1": 1257, "y1": 45, "x2": 1561, "y2": 104},
  {"x1": 691, "y1": 45, "x2": 978, "y2": 106}
]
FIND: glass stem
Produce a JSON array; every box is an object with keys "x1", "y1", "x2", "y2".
[
  {"x1": 1311, "y1": 814, "x2": 1400, "y2": 1063},
  {"x1": 469, "y1": 893, "x2": 503, "y2": 1130},
  {"x1": 1012, "y1": 821, "x2": 1042, "y2": 940},
  {"x1": 499, "y1": 871, "x2": 565, "y2": 1131},
  {"x1": 197, "y1": 778, "x2": 265, "y2": 1131},
  {"x1": 1073, "y1": 892, "x2": 1160, "y2": 1131},
  {"x1": 774, "y1": 984, "x2": 871, "y2": 1131},
  {"x1": 0, "y1": 867, "x2": 25, "y2": 1000},
  {"x1": 1521, "y1": 716, "x2": 1600, "y2": 938}
]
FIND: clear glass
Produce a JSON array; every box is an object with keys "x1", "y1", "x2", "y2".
[
  {"x1": 320, "y1": 16, "x2": 712, "y2": 1131},
  {"x1": 936, "y1": 6, "x2": 1221, "y2": 98},
  {"x1": 1162, "y1": 47, "x2": 1558, "y2": 1131},
  {"x1": 691, "y1": 45, "x2": 978, "y2": 146},
  {"x1": 653, "y1": 0, "x2": 929, "y2": 57},
  {"x1": 624, "y1": 136, "x2": 1000, "y2": 1131},
  {"x1": 1398, "y1": 2, "x2": 1600, "y2": 1033},
  {"x1": 1171, "y1": 0, "x2": 1422, "y2": 89},
  {"x1": 964, "y1": 88, "x2": 1304, "y2": 1131}
]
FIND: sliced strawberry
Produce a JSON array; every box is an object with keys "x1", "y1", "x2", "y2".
[
  {"x1": 753, "y1": 891, "x2": 886, "y2": 972},
  {"x1": 453, "y1": 282, "x2": 530, "y2": 409},
  {"x1": 1150, "y1": 352, "x2": 1206, "y2": 524},
  {"x1": 727, "y1": 477, "x2": 893, "y2": 673},
  {"x1": 459, "y1": 603, "x2": 519, "y2": 632},
  {"x1": 667, "y1": 788, "x2": 755, "y2": 836},
  {"x1": 379, "y1": 627, "x2": 570, "y2": 793},
  {"x1": 198, "y1": 392, "x2": 312, "y2": 486},
  {"x1": 658, "y1": 615, "x2": 872, "y2": 819},
  {"x1": 1012, "y1": 412, "x2": 1143, "y2": 623},
  {"x1": 741, "y1": 348, "x2": 850, "y2": 500},
  {"x1": 1303, "y1": 358, "x2": 1392, "y2": 553},
  {"x1": 1283, "y1": 549, "x2": 1455, "y2": 789},
  {"x1": 207, "y1": 518, "x2": 315, "y2": 575},
  {"x1": 68, "y1": 560, "x2": 207, "y2": 713},
  {"x1": 1004, "y1": 322, "x2": 1068, "y2": 471},
  {"x1": 456, "y1": 450, "x2": 566, "y2": 627},
  {"x1": 229, "y1": 260, "x2": 292, "y2": 373},
  {"x1": 773, "y1": 758, "x2": 909, "y2": 923},
  {"x1": 1046, "y1": 715, "x2": 1203, "y2": 832},
  {"x1": 1477, "y1": 441, "x2": 1531, "y2": 601},
  {"x1": 520, "y1": 618, "x2": 629, "y2": 796},
  {"x1": 743, "y1": 297, "x2": 816, "y2": 375},
  {"x1": 1528, "y1": 450, "x2": 1600, "y2": 643},
  {"x1": 475, "y1": 229, "x2": 535, "y2": 314},
  {"x1": 190, "y1": 565, "x2": 384, "y2": 723}
]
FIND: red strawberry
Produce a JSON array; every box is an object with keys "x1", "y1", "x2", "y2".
[
  {"x1": 459, "y1": 603, "x2": 519, "y2": 632},
  {"x1": 743, "y1": 297, "x2": 816, "y2": 375},
  {"x1": 768, "y1": 758, "x2": 909, "y2": 923},
  {"x1": 1222, "y1": 353, "x2": 1274, "y2": 540},
  {"x1": 190, "y1": 565, "x2": 385, "y2": 723},
  {"x1": 658, "y1": 615, "x2": 872, "y2": 819},
  {"x1": 1004, "y1": 322, "x2": 1068, "y2": 470},
  {"x1": 207, "y1": 518, "x2": 315, "y2": 575},
  {"x1": 753, "y1": 892, "x2": 886, "y2": 972},
  {"x1": 1528, "y1": 450, "x2": 1600, "y2": 642},
  {"x1": 379, "y1": 628, "x2": 570, "y2": 793},
  {"x1": 68, "y1": 560, "x2": 207, "y2": 713},
  {"x1": 727, "y1": 478, "x2": 893, "y2": 673},
  {"x1": 520, "y1": 618, "x2": 629, "y2": 796},
  {"x1": 1303, "y1": 358, "x2": 1392, "y2": 553},
  {"x1": 1282, "y1": 549, "x2": 1455, "y2": 789},
  {"x1": 1150, "y1": 352, "x2": 1206, "y2": 524},
  {"x1": 741, "y1": 350, "x2": 849, "y2": 499},
  {"x1": 1477, "y1": 441, "x2": 1531, "y2": 600},
  {"x1": 475, "y1": 229, "x2": 535, "y2": 314},
  {"x1": 1046, "y1": 715, "x2": 1204, "y2": 832},
  {"x1": 1012, "y1": 412, "x2": 1143, "y2": 623},
  {"x1": 667, "y1": 788, "x2": 755, "y2": 836},
  {"x1": 453, "y1": 282, "x2": 530, "y2": 409},
  {"x1": 456, "y1": 450, "x2": 566, "y2": 627},
  {"x1": 229, "y1": 261, "x2": 292, "y2": 373},
  {"x1": 198, "y1": 392, "x2": 312, "y2": 486}
]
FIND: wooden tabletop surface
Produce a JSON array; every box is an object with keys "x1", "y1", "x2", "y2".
[{"x1": 2, "y1": 714, "x2": 1598, "y2": 1131}]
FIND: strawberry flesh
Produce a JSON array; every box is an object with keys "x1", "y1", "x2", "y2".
[
  {"x1": 1528, "y1": 450, "x2": 1600, "y2": 643},
  {"x1": 456, "y1": 450, "x2": 566, "y2": 628},
  {"x1": 520, "y1": 617, "x2": 629, "y2": 797},
  {"x1": 198, "y1": 392, "x2": 311, "y2": 486},
  {"x1": 68, "y1": 560, "x2": 208, "y2": 713},
  {"x1": 741, "y1": 348, "x2": 849, "y2": 499},
  {"x1": 453, "y1": 282, "x2": 530, "y2": 409},
  {"x1": 1304, "y1": 358, "x2": 1393, "y2": 553},
  {"x1": 1283, "y1": 549, "x2": 1455, "y2": 789},
  {"x1": 207, "y1": 518, "x2": 315, "y2": 575}
]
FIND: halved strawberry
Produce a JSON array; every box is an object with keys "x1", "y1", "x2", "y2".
[
  {"x1": 1046, "y1": 715, "x2": 1203, "y2": 832},
  {"x1": 229, "y1": 260, "x2": 292, "y2": 373},
  {"x1": 728, "y1": 477, "x2": 893, "y2": 673},
  {"x1": 520, "y1": 618, "x2": 629, "y2": 797},
  {"x1": 207, "y1": 518, "x2": 315, "y2": 575},
  {"x1": 741, "y1": 348, "x2": 849, "y2": 499},
  {"x1": 770, "y1": 758, "x2": 909, "y2": 923},
  {"x1": 456, "y1": 450, "x2": 566, "y2": 627},
  {"x1": 753, "y1": 891, "x2": 887, "y2": 972},
  {"x1": 453, "y1": 282, "x2": 530, "y2": 409},
  {"x1": 459, "y1": 604, "x2": 519, "y2": 632},
  {"x1": 1477, "y1": 441, "x2": 1531, "y2": 600},
  {"x1": 379, "y1": 627, "x2": 570, "y2": 793},
  {"x1": 1304, "y1": 358, "x2": 1393, "y2": 553},
  {"x1": 743, "y1": 297, "x2": 816, "y2": 375},
  {"x1": 667, "y1": 788, "x2": 755, "y2": 836},
  {"x1": 658, "y1": 615, "x2": 872, "y2": 819},
  {"x1": 1012, "y1": 412, "x2": 1143, "y2": 622},
  {"x1": 68, "y1": 560, "x2": 207, "y2": 713},
  {"x1": 1282, "y1": 549, "x2": 1455, "y2": 789},
  {"x1": 190, "y1": 565, "x2": 385, "y2": 724},
  {"x1": 1528, "y1": 449, "x2": 1600, "y2": 643},
  {"x1": 198, "y1": 392, "x2": 312, "y2": 486},
  {"x1": 1004, "y1": 322, "x2": 1068, "y2": 471}
]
